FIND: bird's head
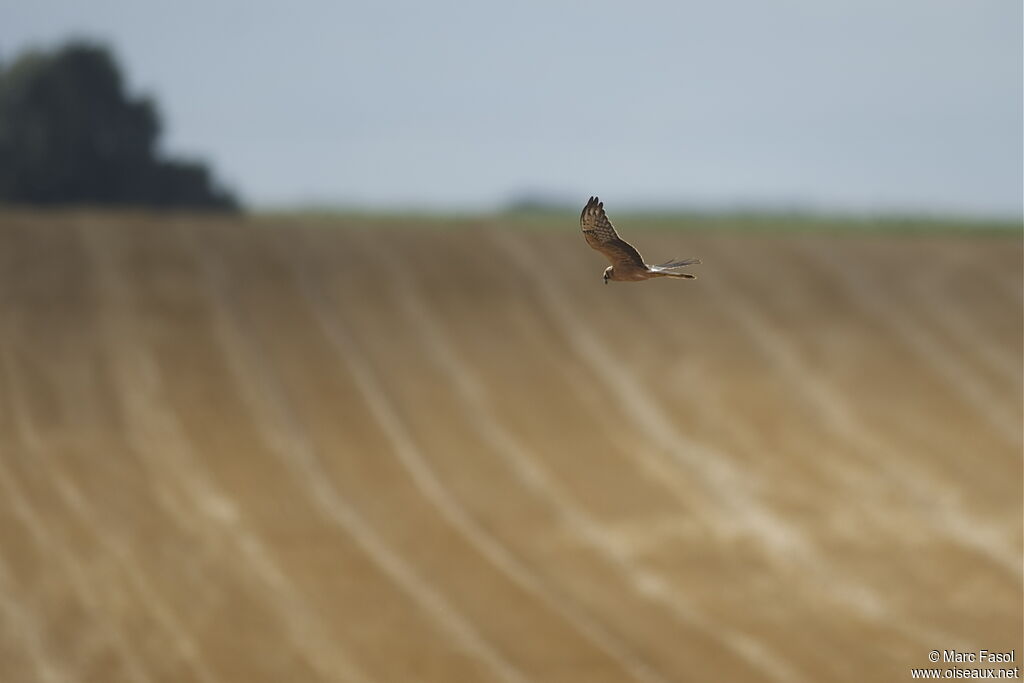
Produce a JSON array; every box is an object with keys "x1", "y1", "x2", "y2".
[{"x1": 603, "y1": 266, "x2": 612, "y2": 284}]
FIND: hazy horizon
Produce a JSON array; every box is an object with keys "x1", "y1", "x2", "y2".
[{"x1": 3, "y1": 1, "x2": 1021, "y2": 218}]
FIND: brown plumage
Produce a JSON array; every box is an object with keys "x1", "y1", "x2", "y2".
[{"x1": 580, "y1": 196, "x2": 700, "y2": 284}]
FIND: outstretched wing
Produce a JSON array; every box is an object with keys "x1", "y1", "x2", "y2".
[
  {"x1": 580, "y1": 196, "x2": 645, "y2": 271},
  {"x1": 651, "y1": 257, "x2": 701, "y2": 271}
]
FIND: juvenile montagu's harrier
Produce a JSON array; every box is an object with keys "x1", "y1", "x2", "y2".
[{"x1": 581, "y1": 196, "x2": 700, "y2": 284}]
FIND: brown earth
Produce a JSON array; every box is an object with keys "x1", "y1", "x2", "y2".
[{"x1": 0, "y1": 211, "x2": 1020, "y2": 683}]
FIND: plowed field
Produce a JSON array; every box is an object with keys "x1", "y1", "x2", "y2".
[{"x1": 0, "y1": 212, "x2": 1020, "y2": 682}]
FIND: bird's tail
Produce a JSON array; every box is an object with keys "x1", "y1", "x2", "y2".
[{"x1": 650, "y1": 257, "x2": 699, "y2": 279}]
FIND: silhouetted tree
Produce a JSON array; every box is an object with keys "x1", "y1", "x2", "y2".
[{"x1": 0, "y1": 41, "x2": 237, "y2": 209}]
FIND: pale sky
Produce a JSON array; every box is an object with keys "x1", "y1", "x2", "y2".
[{"x1": 3, "y1": 0, "x2": 1021, "y2": 216}]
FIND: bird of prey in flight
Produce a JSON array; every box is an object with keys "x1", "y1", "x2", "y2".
[{"x1": 580, "y1": 196, "x2": 700, "y2": 284}]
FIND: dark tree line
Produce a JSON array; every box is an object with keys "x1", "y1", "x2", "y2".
[{"x1": 0, "y1": 41, "x2": 237, "y2": 209}]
